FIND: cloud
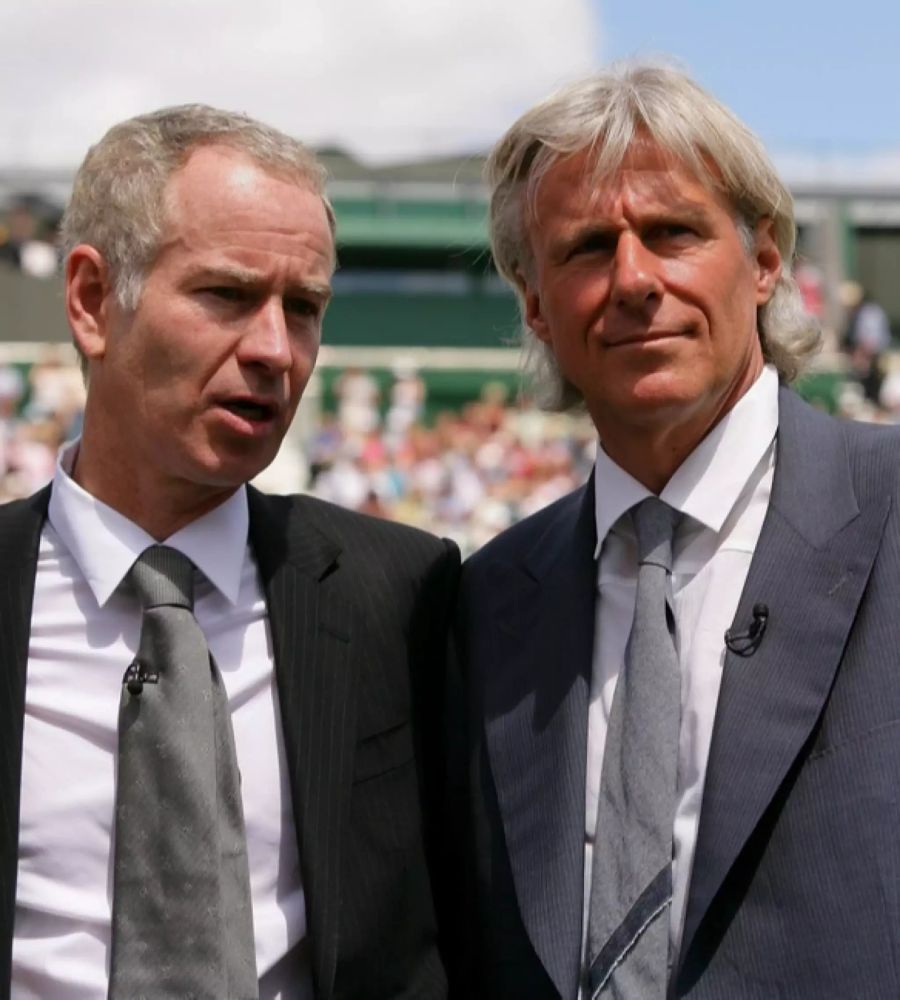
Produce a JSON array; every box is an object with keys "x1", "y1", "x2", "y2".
[{"x1": 0, "y1": 0, "x2": 600, "y2": 167}]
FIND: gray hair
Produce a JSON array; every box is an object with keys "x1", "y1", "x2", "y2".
[
  {"x1": 487, "y1": 61, "x2": 821, "y2": 410},
  {"x1": 61, "y1": 103, "x2": 335, "y2": 314}
]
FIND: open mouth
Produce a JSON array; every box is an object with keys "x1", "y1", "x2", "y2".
[{"x1": 219, "y1": 399, "x2": 277, "y2": 422}]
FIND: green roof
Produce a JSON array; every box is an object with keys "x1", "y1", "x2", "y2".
[{"x1": 332, "y1": 196, "x2": 489, "y2": 248}]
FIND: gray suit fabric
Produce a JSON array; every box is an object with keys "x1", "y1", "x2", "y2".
[{"x1": 448, "y1": 387, "x2": 900, "y2": 999}]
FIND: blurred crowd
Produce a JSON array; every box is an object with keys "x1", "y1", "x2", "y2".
[
  {"x1": 7, "y1": 345, "x2": 900, "y2": 550},
  {"x1": 0, "y1": 350, "x2": 84, "y2": 501},
  {"x1": 0, "y1": 353, "x2": 596, "y2": 554},
  {"x1": 309, "y1": 367, "x2": 597, "y2": 555}
]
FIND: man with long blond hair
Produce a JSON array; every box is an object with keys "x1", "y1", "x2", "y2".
[{"x1": 451, "y1": 62, "x2": 900, "y2": 999}]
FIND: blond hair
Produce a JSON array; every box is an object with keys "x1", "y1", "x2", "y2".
[{"x1": 487, "y1": 61, "x2": 820, "y2": 409}]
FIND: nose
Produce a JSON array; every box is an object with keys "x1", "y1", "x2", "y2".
[
  {"x1": 237, "y1": 298, "x2": 292, "y2": 373},
  {"x1": 610, "y1": 232, "x2": 663, "y2": 311}
]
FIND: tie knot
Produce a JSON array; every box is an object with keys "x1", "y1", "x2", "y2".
[
  {"x1": 129, "y1": 545, "x2": 195, "y2": 611},
  {"x1": 631, "y1": 497, "x2": 679, "y2": 571}
]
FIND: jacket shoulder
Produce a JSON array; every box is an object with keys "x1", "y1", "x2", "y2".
[
  {"x1": 465, "y1": 481, "x2": 589, "y2": 575},
  {"x1": 803, "y1": 398, "x2": 900, "y2": 494},
  {"x1": 249, "y1": 488, "x2": 459, "y2": 570},
  {"x1": 0, "y1": 485, "x2": 50, "y2": 533}
]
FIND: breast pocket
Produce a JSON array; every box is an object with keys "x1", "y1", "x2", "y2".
[
  {"x1": 350, "y1": 719, "x2": 423, "y2": 857},
  {"x1": 353, "y1": 719, "x2": 415, "y2": 784}
]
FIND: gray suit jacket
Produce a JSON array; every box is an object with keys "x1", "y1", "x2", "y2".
[
  {"x1": 450, "y1": 387, "x2": 900, "y2": 998},
  {"x1": 0, "y1": 486, "x2": 459, "y2": 1000}
]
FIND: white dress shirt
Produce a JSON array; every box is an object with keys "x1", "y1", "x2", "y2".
[
  {"x1": 582, "y1": 365, "x2": 780, "y2": 974},
  {"x1": 12, "y1": 442, "x2": 314, "y2": 999}
]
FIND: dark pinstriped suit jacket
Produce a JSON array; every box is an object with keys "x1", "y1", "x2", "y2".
[
  {"x1": 0, "y1": 485, "x2": 459, "y2": 1000},
  {"x1": 450, "y1": 388, "x2": 900, "y2": 999}
]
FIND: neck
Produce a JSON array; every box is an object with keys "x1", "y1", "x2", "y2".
[
  {"x1": 595, "y1": 360, "x2": 764, "y2": 494},
  {"x1": 72, "y1": 422, "x2": 237, "y2": 541},
  {"x1": 599, "y1": 431, "x2": 698, "y2": 495}
]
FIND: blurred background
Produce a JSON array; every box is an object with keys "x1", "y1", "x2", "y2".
[{"x1": 2, "y1": 0, "x2": 900, "y2": 554}]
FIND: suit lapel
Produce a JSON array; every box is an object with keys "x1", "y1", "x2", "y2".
[
  {"x1": 483, "y1": 480, "x2": 596, "y2": 999},
  {"x1": 0, "y1": 487, "x2": 49, "y2": 978},
  {"x1": 678, "y1": 390, "x2": 889, "y2": 975},
  {"x1": 248, "y1": 489, "x2": 355, "y2": 1000}
]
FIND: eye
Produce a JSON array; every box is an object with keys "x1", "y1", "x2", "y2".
[
  {"x1": 284, "y1": 296, "x2": 320, "y2": 319},
  {"x1": 644, "y1": 223, "x2": 696, "y2": 242},
  {"x1": 203, "y1": 286, "x2": 248, "y2": 303},
  {"x1": 568, "y1": 231, "x2": 617, "y2": 259}
]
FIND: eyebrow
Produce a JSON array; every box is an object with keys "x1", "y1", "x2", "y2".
[
  {"x1": 640, "y1": 202, "x2": 711, "y2": 225},
  {"x1": 190, "y1": 264, "x2": 332, "y2": 303},
  {"x1": 552, "y1": 203, "x2": 713, "y2": 251}
]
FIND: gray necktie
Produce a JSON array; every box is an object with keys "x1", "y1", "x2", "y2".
[
  {"x1": 109, "y1": 545, "x2": 258, "y2": 1000},
  {"x1": 587, "y1": 497, "x2": 681, "y2": 999}
]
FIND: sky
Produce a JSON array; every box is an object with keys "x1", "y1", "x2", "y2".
[
  {"x1": 1, "y1": 0, "x2": 899, "y2": 175},
  {"x1": 600, "y1": 0, "x2": 900, "y2": 166}
]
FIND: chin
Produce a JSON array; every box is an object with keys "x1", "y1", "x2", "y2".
[
  {"x1": 622, "y1": 369, "x2": 701, "y2": 406},
  {"x1": 184, "y1": 452, "x2": 275, "y2": 491},
  {"x1": 590, "y1": 379, "x2": 708, "y2": 432}
]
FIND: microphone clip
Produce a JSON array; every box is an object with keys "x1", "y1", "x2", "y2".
[
  {"x1": 123, "y1": 660, "x2": 159, "y2": 697},
  {"x1": 724, "y1": 603, "x2": 769, "y2": 657}
]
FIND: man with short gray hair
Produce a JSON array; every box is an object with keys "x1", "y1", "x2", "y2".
[
  {"x1": 451, "y1": 62, "x2": 900, "y2": 998},
  {"x1": 0, "y1": 105, "x2": 458, "y2": 999}
]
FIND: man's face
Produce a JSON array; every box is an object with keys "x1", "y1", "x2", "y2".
[
  {"x1": 522, "y1": 141, "x2": 780, "y2": 449},
  {"x1": 91, "y1": 144, "x2": 334, "y2": 495}
]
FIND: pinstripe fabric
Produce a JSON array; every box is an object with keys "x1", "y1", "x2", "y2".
[
  {"x1": 454, "y1": 481, "x2": 596, "y2": 999},
  {"x1": 452, "y1": 388, "x2": 900, "y2": 999},
  {"x1": 0, "y1": 485, "x2": 458, "y2": 1000},
  {"x1": 675, "y1": 389, "x2": 899, "y2": 998},
  {"x1": 248, "y1": 488, "x2": 458, "y2": 1000},
  {"x1": 0, "y1": 487, "x2": 47, "y2": 993}
]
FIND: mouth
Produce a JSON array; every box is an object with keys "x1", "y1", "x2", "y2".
[
  {"x1": 603, "y1": 328, "x2": 689, "y2": 348},
  {"x1": 214, "y1": 396, "x2": 282, "y2": 434},
  {"x1": 219, "y1": 398, "x2": 277, "y2": 421}
]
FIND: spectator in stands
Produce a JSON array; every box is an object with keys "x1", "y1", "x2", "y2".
[
  {"x1": 0, "y1": 364, "x2": 25, "y2": 491},
  {"x1": 23, "y1": 345, "x2": 85, "y2": 429},
  {"x1": 385, "y1": 357, "x2": 425, "y2": 439},
  {"x1": 840, "y1": 280, "x2": 892, "y2": 405},
  {"x1": 0, "y1": 200, "x2": 59, "y2": 278},
  {"x1": 334, "y1": 364, "x2": 380, "y2": 436}
]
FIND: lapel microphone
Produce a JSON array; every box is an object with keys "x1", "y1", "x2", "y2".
[
  {"x1": 122, "y1": 660, "x2": 159, "y2": 697},
  {"x1": 724, "y1": 603, "x2": 769, "y2": 657}
]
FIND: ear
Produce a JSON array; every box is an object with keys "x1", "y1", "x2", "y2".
[
  {"x1": 65, "y1": 245, "x2": 115, "y2": 363},
  {"x1": 520, "y1": 269, "x2": 553, "y2": 345},
  {"x1": 753, "y1": 218, "x2": 782, "y2": 305}
]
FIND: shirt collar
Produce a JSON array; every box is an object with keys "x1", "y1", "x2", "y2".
[
  {"x1": 47, "y1": 440, "x2": 249, "y2": 607},
  {"x1": 593, "y1": 364, "x2": 780, "y2": 556}
]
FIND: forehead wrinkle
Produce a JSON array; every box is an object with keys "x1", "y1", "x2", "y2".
[
  {"x1": 536, "y1": 138, "x2": 732, "y2": 212},
  {"x1": 160, "y1": 157, "x2": 335, "y2": 265},
  {"x1": 548, "y1": 158, "x2": 724, "y2": 228},
  {"x1": 184, "y1": 262, "x2": 332, "y2": 299},
  {"x1": 191, "y1": 262, "x2": 262, "y2": 284}
]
